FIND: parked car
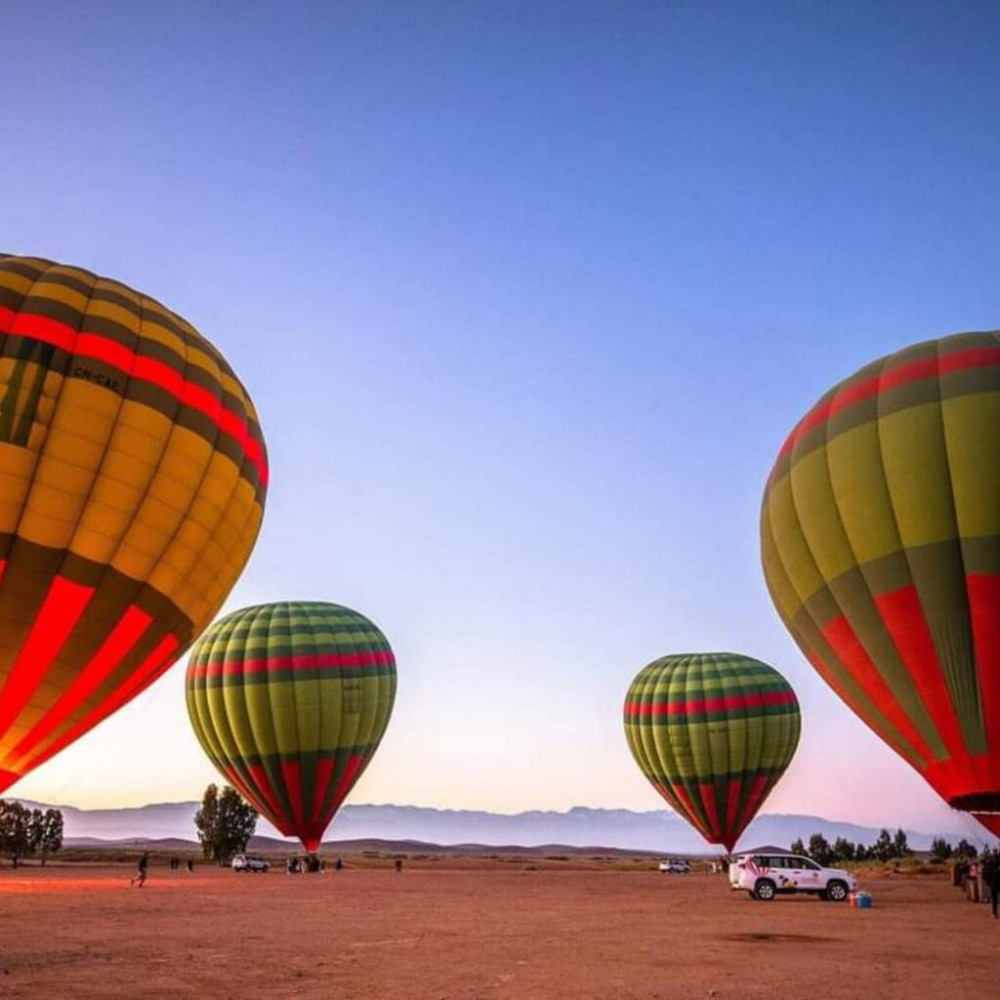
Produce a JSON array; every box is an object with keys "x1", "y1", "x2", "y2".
[
  {"x1": 658, "y1": 858, "x2": 691, "y2": 873},
  {"x1": 231, "y1": 854, "x2": 270, "y2": 873},
  {"x1": 729, "y1": 852, "x2": 856, "y2": 901}
]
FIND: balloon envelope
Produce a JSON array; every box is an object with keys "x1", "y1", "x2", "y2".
[
  {"x1": 761, "y1": 331, "x2": 1000, "y2": 836},
  {"x1": 185, "y1": 601, "x2": 397, "y2": 852},
  {"x1": 0, "y1": 255, "x2": 267, "y2": 792},
  {"x1": 624, "y1": 652, "x2": 800, "y2": 852}
]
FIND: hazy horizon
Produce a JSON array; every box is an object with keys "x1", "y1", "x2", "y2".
[{"x1": 7, "y1": 793, "x2": 986, "y2": 842}]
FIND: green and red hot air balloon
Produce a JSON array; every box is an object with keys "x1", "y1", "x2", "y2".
[
  {"x1": 186, "y1": 601, "x2": 396, "y2": 852},
  {"x1": 624, "y1": 652, "x2": 800, "y2": 852},
  {"x1": 762, "y1": 331, "x2": 1000, "y2": 837}
]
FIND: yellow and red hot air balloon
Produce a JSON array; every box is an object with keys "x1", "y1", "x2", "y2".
[
  {"x1": 762, "y1": 331, "x2": 1000, "y2": 836},
  {"x1": 0, "y1": 254, "x2": 267, "y2": 792}
]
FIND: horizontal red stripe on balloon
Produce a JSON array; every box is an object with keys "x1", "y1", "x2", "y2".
[
  {"x1": 0, "y1": 305, "x2": 267, "y2": 486},
  {"x1": 194, "y1": 650, "x2": 395, "y2": 677},
  {"x1": 624, "y1": 689, "x2": 796, "y2": 716},
  {"x1": 779, "y1": 345, "x2": 1000, "y2": 458}
]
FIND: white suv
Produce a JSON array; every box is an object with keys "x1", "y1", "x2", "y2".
[
  {"x1": 231, "y1": 854, "x2": 270, "y2": 873},
  {"x1": 658, "y1": 858, "x2": 691, "y2": 873},
  {"x1": 729, "y1": 852, "x2": 857, "y2": 902}
]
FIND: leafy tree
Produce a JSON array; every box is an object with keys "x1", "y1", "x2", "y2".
[
  {"x1": 790, "y1": 838, "x2": 806, "y2": 857},
  {"x1": 0, "y1": 801, "x2": 32, "y2": 863},
  {"x1": 0, "y1": 803, "x2": 63, "y2": 866},
  {"x1": 195, "y1": 784, "x2": 258, "y2": 864},
  {"x1": 35, "y1": 809, "x2": 63, "y2": 865},
  {"x1": 930, "y1": 837, "x2": 953, "y2": 862},
  {"x1": 832, "y1": 837, "x2": 856, "y2": 862},
  {"x1": 808, "y1": 833, "x2": 833, "y2": 866},
  {"x1": 873, "y1": 828, "x2": 894, "y2": 862},
  {"x1": 27, "y1": 808, "x2": 44, "y2": 856},
  {"x1": 893, "y1": 828, "x2": 912, "y2": 858},
  {"x1": 854, "y1": 844, "x2": 869, "y2": 862}
]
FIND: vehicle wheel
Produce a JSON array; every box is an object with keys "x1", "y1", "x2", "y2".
[
  {"x1": 753, "y1": 879, "x2": 777, "y2": 901},
  {"x1": 826, "y1": 880, "x2": 848, "y2": 902}
]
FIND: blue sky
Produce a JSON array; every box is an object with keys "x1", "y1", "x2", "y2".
[{"x1": 4, "y1": 1, "x2": 1000, "y2": 839}]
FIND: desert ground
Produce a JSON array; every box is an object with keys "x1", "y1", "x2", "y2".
[{"x1": 0, "y1": 856, "x2": 996, "y2": 1000}]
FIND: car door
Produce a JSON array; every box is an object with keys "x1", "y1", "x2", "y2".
[
  {"x1": 771, "y1": 856, "x2": 795, "y2": 889},
  {"x1": 788, "y1": 856, "x2": 820, "y2": 891}
]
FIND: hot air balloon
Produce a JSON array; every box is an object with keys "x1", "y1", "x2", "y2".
[
  {"x1": 761, "y1": 331, "x2": 1000, "y2": 837},
  {"x1": 624, "y1": 652, "x2": 800, "y2": 852},
  {"x1": 0, "y1": 254, "x2": 267, "y2": 793},
  {"x1": 185, "y1": 601, "x2": 396, "y2": 852}
]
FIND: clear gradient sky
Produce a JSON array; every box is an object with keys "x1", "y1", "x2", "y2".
[{"x1": 3, "y1": 1, "x2": 1000, "y2": 838}]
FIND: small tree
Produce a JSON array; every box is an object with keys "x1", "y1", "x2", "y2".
[
  {"x1": 790, "y1": 838, "x2": 806, "y2": 857},
  {"x1": 37, "y1": 809, "x2": 63, "y2": 865},
  {"x1": 956, "y1": 839, "x2": 978, "y2": 860},
  {"x1": 855, "y1": 844, "x2": 869, "y2": 862},
  {"x1": 27, "y1": 808, "x2": 45, "y2": 857},
  {"x1": 930, "y1": 837, "x2": 953, "y2": 863},
  {"x1": 0, "y1": 801, "x2": 31, "y2": 864},
  {"x1": 873, "y1": 828, "x2": 894, "y2": 862},
  {"x1": 832, "y1": 837, "x2": 856, "y2": 863},
  {"x1": 195, "y1": 784, "x2": 258, "y2": 864},
  {"x1": 808, "y1": 833, "x2": 833, "y2": 866},
  {"x1": 893, "y1": 828, "x2": 912, "y2": 858}
]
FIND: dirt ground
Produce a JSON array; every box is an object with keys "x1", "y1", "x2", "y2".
[{"x1": 0, "y1": 860, "x2": 997, "y2": 999}]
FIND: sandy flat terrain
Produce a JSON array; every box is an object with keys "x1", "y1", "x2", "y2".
[{"x1": 0, "y1": 861, "x2": 996, "y2": 999}]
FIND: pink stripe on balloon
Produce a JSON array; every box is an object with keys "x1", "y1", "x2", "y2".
[
  {"x1": 194, "y1": 650, "x2": 395, "y2": 678},
  {"x1": 624, "y1": 689, "x2": 797, "y2": 717}
]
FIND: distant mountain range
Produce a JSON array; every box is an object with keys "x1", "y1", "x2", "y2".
[{"x1": 8, "y1": 799, "x2": 975, "y2": 853}]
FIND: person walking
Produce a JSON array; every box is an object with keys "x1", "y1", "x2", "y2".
[{"x1": 131, "y1": 852, "x2": 149, "y2": 888}]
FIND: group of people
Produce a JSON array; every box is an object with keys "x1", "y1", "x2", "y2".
[
  {"x1": 130, "y1": 853, "x2": 195, "y2": 886},
  {"x1": 285, "y1": 855, "x2": 324, "y2": 874},
  {"x1": 131, "y1": 851, "x2": 404, "y2": 885}
]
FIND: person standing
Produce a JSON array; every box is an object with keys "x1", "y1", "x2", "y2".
[{"x1": 983, "y1": 850, "x2": 1000, "y2": 919}]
